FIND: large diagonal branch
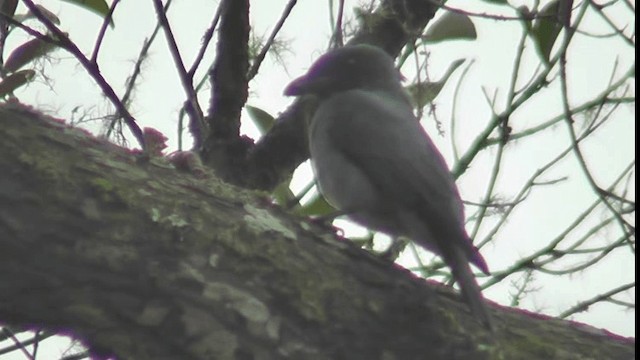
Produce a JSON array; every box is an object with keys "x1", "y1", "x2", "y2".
[
  {"x1": 0, "y1": 106, "x2": 635, "y2": 360},
  {"x1": 1, "y1": 2, "x2": 633, "y2": 358}
]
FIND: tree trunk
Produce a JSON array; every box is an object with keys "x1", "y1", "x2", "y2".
[{"x1": 0, "y1": 105, "x2": 634, "y2": 360}]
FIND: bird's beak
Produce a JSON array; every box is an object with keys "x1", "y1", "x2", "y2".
[
  {"x1": 283, "y1": 75, "x2": 307, "y2": 96},
  {"x1": 284, "y1": 74, "x2": 332, "y2": 96}
]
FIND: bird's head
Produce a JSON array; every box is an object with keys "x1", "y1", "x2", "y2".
[{"x1": 284, "y1": 45, "x2": 403, "y2": 98}]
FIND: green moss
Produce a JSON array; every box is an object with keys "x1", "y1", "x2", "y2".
[
  {"x1": 509, "y1": 336, "x2": 554, "y2": 357},
  {"x1": 294, "y1": 277, "x2": 329, "y2": 322},
  {"x1": 89, "y1": 177, "x2": 127, "y2": 204},
  {"x1": 91, "y1": 178, "x2": 115, "y2": 192},
  {"x1": 242, "y1": 204, "x2": 296, "y2": 240},
  {"x1": 18, "y1": 150, "x2": 69, "y2": 183}
]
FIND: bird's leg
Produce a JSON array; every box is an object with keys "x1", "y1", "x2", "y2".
[
  {"x1": 378, "y1": 236, "x2": 409, "y2": 261},
  {"x1": 308, "y1": 210, "x2": 351, "y2": 233},
  {"x1": 312, "y1": 209, "x2": 350, "y2": 223}
]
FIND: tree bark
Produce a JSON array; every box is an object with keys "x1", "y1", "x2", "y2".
[{"x1": 0, "y1": 105, "x2": 634, "y2": 360}]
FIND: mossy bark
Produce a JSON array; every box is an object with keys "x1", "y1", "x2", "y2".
[{"x1": 0, "y1": 106, "x2": 634, "y2": 360}]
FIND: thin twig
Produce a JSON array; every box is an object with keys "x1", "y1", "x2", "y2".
[
  {"x1": 587, "y1": 0, "x2": 635, "y2": 47},
  {"x1": 90, "y1": 0, "x2": 120, "y2": 63},
  {"x1": 187, "y1": 2, "x2": 224, "y2": 78},
  {"x1": 329, "y1": 0, "x2": 345, "y2": 48},
  {"x1": 467, "y1": 137, "x2": 504, "y2": 238},
  {"x1": 107, "y1": 0, "x2": 172, "y2": 139},
  {"x1": 451, "y1": 0, "x2": 591, "y2": 178},
  {"x1": 558, "y1": 282, "x2": 635, "y2": 318},
  {"x1": 20, "y1": 0, "x2": 145, "y2": 148},
  {"x1": 151, "y1": 0, "x2": 205, "y2": 142},
  {"x1": 483, "y1": 161, "x2": 635, "y2": 289},
  {"x1": 466, "y1": 23, "x2": 529, "y2": 240},
  {"x1": 558, "y1": 2, "x2": 635, "y2": 242},
  {"x1": 422, "y1": 0, "x2": 538, "y2": 21},
  {"x1": 247, "y1": 0, "x2": 297, "y2": 80},
  {"x1": 477, "y1": 101, "x2": 629, "y2": 251},
  {"x1": 0, "y1": 328, "x2": 34, "y2": 360},
  {"x1": 450, "y1": 60, "x2": 473, "y2": 162}
]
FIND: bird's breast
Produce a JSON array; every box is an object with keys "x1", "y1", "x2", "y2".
[
  {"x1": 309, "y1": 134, "x2": 380, "y2": 212},
  {"x1": 309, "y1": 116, "x2": 403, "y2": 234}
]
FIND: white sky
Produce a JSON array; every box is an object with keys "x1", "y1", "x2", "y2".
[{"x1": 1, "y1": 0, "x2": 635, "y2": 357}]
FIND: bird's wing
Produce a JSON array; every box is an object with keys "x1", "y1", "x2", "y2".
[
  {"x1": 317, "y1": 90, "x2": 489, "y2": 268},
  {"x1": 322, "y1": 90, "x2": 462, "y2": 223}
]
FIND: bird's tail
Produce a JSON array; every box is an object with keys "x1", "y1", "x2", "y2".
[{"x1": 446, "y1": 246, "x2": 494, "y2": 331}]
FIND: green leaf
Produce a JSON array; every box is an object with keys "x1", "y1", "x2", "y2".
[
  {"x1": 531, "y1": 0, "x2": 563, "y2": 64},
  {"x1": 3, "y1": 36, "x2": 60, "y2": 73},
  {"x1": 406, "y1": 81, "x2": 444, "y2": 109},
  {"x1": 0, "y1": 69, "x2": 35, "y2": 97},
  {"x1": 294, "y1": 193, "x2": 336, "y2": 217},
  {"x1": 271, "y1": 181, "x2": 296, "y2": 207},
  {"x1": 422, "y1": 11, "x2": 477, "y2": 43},
  {"x1": 516, "y1": 5, "x2": 534, "y2": 33},
  {"x1": 13, "y1": 4, "x2": 61, "y2": 25},
  {"x1": 405, "y1": 59, "x2": 465, "y2": 108},
  {"x1": 479, "y1": 0, "x2": 509, "y2": 4},
  {"x1": 245, "y1": 105, "x2": 275, "y2": 135},
  {"x1": 60, "y1": 0, "x2": 114, "y2": 27}
]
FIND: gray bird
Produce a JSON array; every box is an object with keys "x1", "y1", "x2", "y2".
[{"x1": 284, "y1": 44, "x2": 493, "y2": 330}]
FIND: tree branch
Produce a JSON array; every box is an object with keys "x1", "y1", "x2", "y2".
[
  {"x1": 200, "y1": 0, "x2": 252, "y2": 182},
  {"x1": 20, "y1": 0, "x2": 145, "y2": 149},
  {"x1": 0, "y1": 104, "x2": 634, "y2": 360}
]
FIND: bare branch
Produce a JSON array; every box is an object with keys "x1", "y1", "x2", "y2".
[
  {"x1": 247, "y1": 0, "x2": 297, "y2": 80},
  {"x1": 559, "y1": 282, "x2": 635, "y2": 318},
  {"x1": 151, "y1": 0, "x2": 205, "y2": 144},
  {"x1": 187, "y1": 2, "x2": 223, "y2": 78},
  {"x1": 20, "y1": 0, "x2": 145, "y2": 148},
  {"x1": 90, "y1": 0, "x2": 120, "y2": 63},
  {"x1": 107, "y1": 0, "x2": 174, "y2": 140},
  {"x1": 329, "y1": 0, "x2": 346, "y2": 48}
]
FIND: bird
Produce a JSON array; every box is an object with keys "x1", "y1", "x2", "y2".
[{"x1": 284, "y1": 44, "x2": 493, "y2": 330}]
